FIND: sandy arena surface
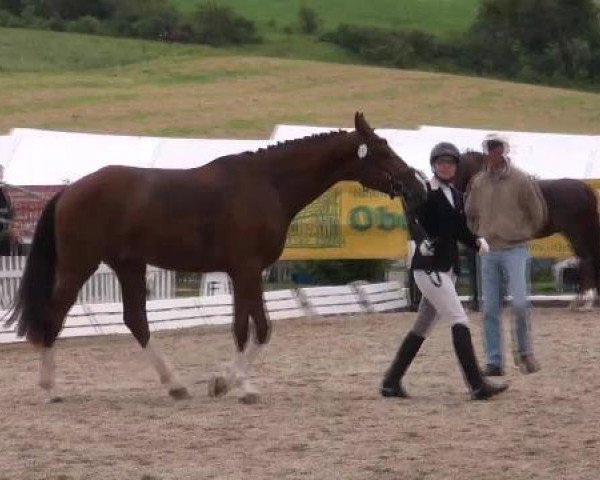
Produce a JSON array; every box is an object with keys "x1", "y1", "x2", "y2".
[{"x1": 0, "y1": 308, "x2": 598, "y2": 480}]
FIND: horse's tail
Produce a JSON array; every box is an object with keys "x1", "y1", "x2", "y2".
[{"x1": 4, "y1": 192, "x2": 62, "y2": 345}]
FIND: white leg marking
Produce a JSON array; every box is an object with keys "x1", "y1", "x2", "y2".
[
  {"x1": 39, "y1": 347, "x2": 55, "y2": 391},
  {"x1": 579, "y1": 288, "x2": 596, "y2": 311},
  {"x1": 39, "y1": 347, "x2": 62, "y2": 403},
  {"x1": 210, "y1": 322, "x2": 267, "y2": 400},
  {"x1": 144, "y1": 340, "x2": 188, "y2": 398},
  {"x1": 237, "y1": 340, "x2": 265, "y2": 402}
]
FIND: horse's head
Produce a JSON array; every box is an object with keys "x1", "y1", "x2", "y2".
[
  {"x1": 455, "y1": 150, "x2": 486, "y2": 192},
  {"x1": 351, "y1": 112, "x2": 428, "y2": 210}
]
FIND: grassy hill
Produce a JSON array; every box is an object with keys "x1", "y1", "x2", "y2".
[
  {"x1": 1, "y1": 26, "x2": 600, "y2": 140},
  {"x1": 0, "y1": 27, "x2": 202, "y2": 72},
  {"x1": 171, "y1": 0, "x2": 480, "y2": 35}
]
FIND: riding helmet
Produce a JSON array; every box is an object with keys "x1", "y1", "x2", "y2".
[{"x1": 429, "y1": 142, "x2": 460, "y2": 165}]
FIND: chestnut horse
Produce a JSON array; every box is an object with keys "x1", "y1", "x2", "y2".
[
  {"x1": 4, "y1": 113, "x2": 428, "y2": 403},
  {"x1": 455, "y1": 151, "x2": 600, "y2": 310}
]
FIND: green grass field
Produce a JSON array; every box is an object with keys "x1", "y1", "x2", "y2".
[
  {"x1": 0, "y1": 27, "x2": 204, "y2": 72},
  {"x1": 171, "y1": 0, "x2": 480, "y2": 34},
  {"x1": 2, "y1": 26, "x2": 600, "y2": 140}
]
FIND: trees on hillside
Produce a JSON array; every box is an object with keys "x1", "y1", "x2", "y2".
[
  {"x1": 324, "y1": 0, "x2": 600, "y2": 86},
  {"x1": 0, "y1": 0, "x2": 260, "y2": 46},
  {"x1": 2, "y1": 0, "x2": 600, "y2": 87},
  {"x1": 467, "y1": 0, "x2": 600, "y2": 81}
]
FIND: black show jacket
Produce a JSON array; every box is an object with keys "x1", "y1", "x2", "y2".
[{"x1": 409, "y1": 181, "x2": 479, "y2": 274}]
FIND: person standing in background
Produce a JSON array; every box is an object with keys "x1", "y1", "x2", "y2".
[{"x1": 465, "y1": 134, "x2": 547, "y2": 376}]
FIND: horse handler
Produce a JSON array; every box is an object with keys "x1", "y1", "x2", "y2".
[
  {"x1": 381, "y1": 142, "x2": 508, "y2": 400},
  {"x1": 464, "y1": 134, "x2": 547, "y2": 376}
]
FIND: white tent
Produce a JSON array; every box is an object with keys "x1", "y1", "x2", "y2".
[
  {"x1": 151, "y1": 138, "x2": 269, "y2": 170},
  {"x1": 3, "y1": 128, "x2": 159, "y2": 185},
  {"x1": 271, "y1": 123, "x2": 600, "y2": 180},
  {"x1": 418, "y1": 125, "x2": 600, "y2": 180},
  {"x1": 3, "y1": 125, "x2": 599, "y2": 185},
  {"x1": 0, "y1": 128, "x2": 271, "y2": 186},
  {"x1": 0, "y1": 134, "x2": 18, "y2": 174}
]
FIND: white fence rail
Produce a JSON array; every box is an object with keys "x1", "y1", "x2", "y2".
[
  {"x1": 354, "y1": 281, "x2": 407, "y2": 313},
  {"x1": 0, "y1": 255, "x2": 581, "y2": 346},
  {"x1": 0, "y1": 282, "x2": 410, "y2": 344},
  {"x1": 0, "y1": 256, "x2": 175, "y2": 308},
  {"x1": 298, "y1": 285, "x2": 366, "y2": 316},
  {"x1": 0, "y1": 255, "x2": 582, "y2": 345}
]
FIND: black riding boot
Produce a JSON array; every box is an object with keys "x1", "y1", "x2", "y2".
[
  {"x1": 451, "y1": 324, "x2": 508, "y2": 400},
  {"x1": 381, "y1": 331, "x2": 425, "y2": 398}
]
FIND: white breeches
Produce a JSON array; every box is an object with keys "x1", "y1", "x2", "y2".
[{"x1": 412, "y1": 270, "x2": 469, "y2": 337}]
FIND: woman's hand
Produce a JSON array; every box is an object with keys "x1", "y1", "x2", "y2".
[{"x1": 419, "y1": 239, "x2": 435, "y2": 256}]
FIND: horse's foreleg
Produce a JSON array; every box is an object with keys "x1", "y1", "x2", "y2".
[
  {"x1": 143, "y1": 339, "x2": 189, "y2": 399},
  {"x1": 234, "y1": 322, "x2": 267, "y2": 404},
  {"x1": 232, "y1": 273, "x2": 271, "y2": 404},
  {"x1": 112, "y1": 261, "x2": 189, "y2": 400},
  {"x1": 209, "y1": 267, "x2": 267, "y2": 403},
  {"x1": 580, "y1": 289, "x2": 596, "y2": 311},
  {"x1": 208, "y1": 274, "x2": 251, "y2": 399}
]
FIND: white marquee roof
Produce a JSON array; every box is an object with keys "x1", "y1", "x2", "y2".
[
  {"x1": 272, "y1": 124, "x2": 600, "y2": 180},
  {"x1": 1, "y1": 128, "x2": 269, "y2": 185},
  {"x1": 1, "y1": 123, "x2": 598, "y2": 186}
]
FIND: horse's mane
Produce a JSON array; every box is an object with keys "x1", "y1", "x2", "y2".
[
  {"x1": 238, "y1": 130, "x2": 351, "y2": 160},
  {"x1": 269, "y1": 130, "x2": 350, "y2": 151}
]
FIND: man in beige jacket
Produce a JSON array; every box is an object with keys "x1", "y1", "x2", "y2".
[{"x1": 465, "y1": 134, "x2": 547, "y2": 376}]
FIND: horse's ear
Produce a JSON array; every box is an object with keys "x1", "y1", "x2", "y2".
[{"x1": 354, "y1": 112, "x2": 374, "y2": 137}]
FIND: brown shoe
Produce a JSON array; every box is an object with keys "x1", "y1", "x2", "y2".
[{"x1": 518, "y1": 354, "x2": 540, "y2": 374}]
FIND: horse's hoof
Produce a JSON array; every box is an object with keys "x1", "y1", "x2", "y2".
[
  {"x1": 577, "y1": 300, "x2": 594, "y2": 312},
  {"x1": 208, "y1": 376, "x2": 230, "y2": 398},
  {"x1": 239, "y1": 392, "x2": 260, "y2": 405},
  {"x1": 169, "y1": 386, "x2": 191, "y2": 400}
]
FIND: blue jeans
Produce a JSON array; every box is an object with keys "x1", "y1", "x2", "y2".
[{"x1": 481, "y1": 245, "x2": 532, "y2": 368}]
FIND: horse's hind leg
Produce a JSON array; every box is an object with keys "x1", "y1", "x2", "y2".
[
  {"x1": 40, "y1": 267, "x2": 96, "y2": 402},
  {"x1": 110, "y1": 260, "x2": 189, "y2": 400}
]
